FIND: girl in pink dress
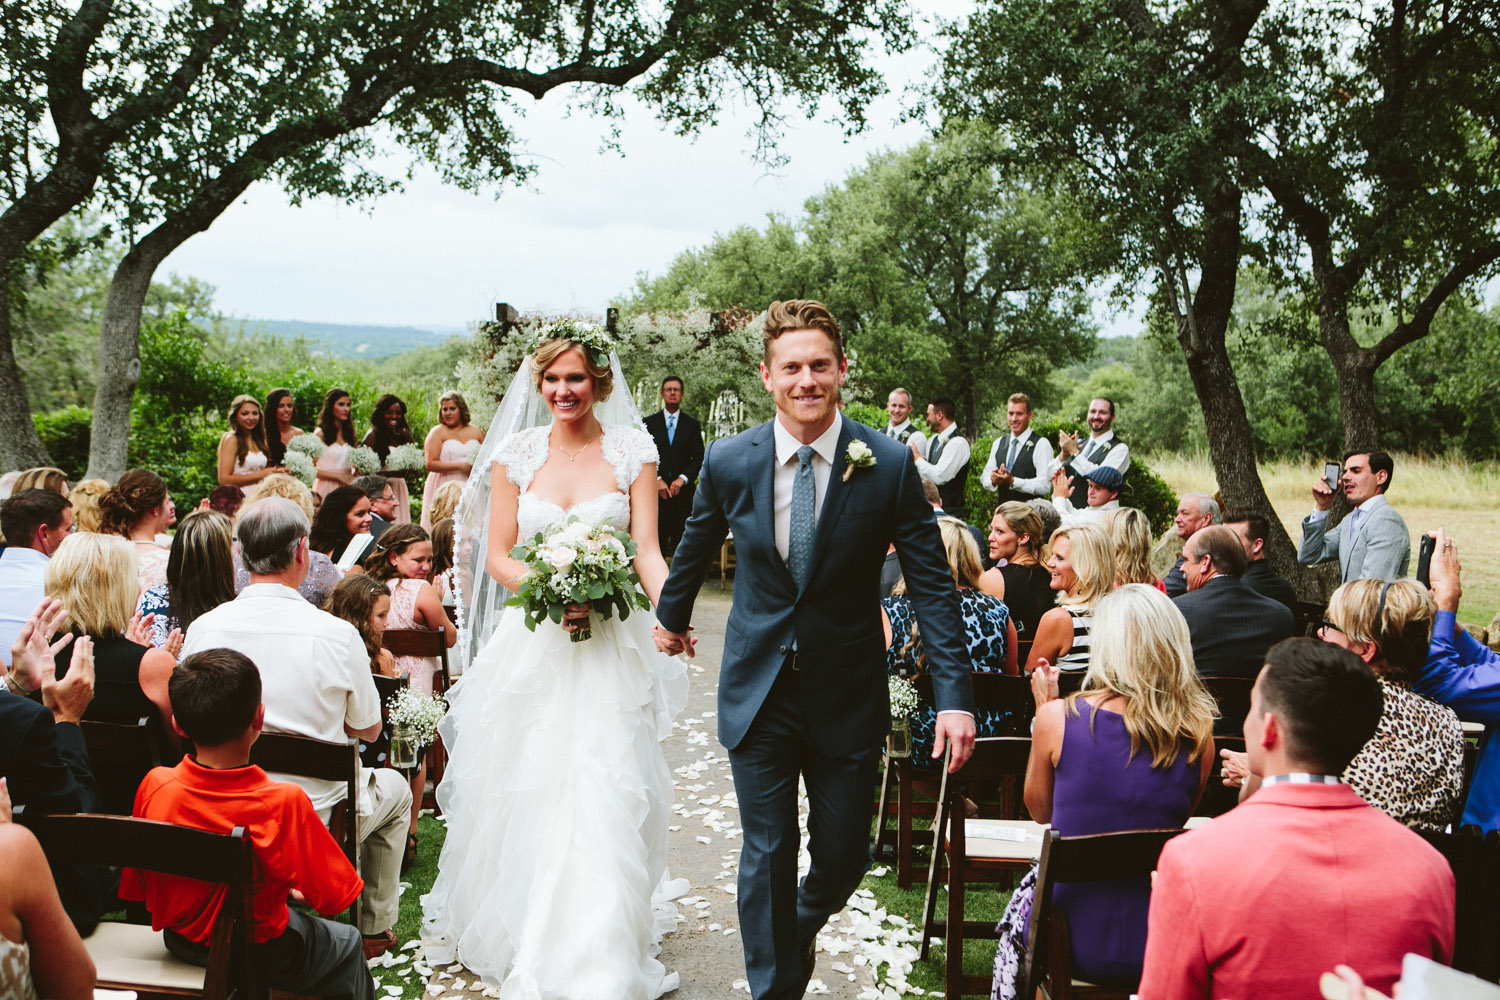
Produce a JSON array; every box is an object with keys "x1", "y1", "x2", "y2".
[{"x1": 420, "y1": 390, "x2": 484, "y2": 529}]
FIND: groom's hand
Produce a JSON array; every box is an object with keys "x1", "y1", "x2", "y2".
[
  {"x1": 932, "y1": 712, "x2": 976, "y2": 772},
  {"x1": 653, "y1": 622, "x2": 696, "y2": 658}
]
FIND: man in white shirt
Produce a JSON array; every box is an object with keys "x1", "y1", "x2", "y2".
[
  {"x1": 883, "y1": 388, "x2": 927, "y2": 454},
  {"x1": 0, "y1": 489, "x2": 73, "y2": 667},
  {"x1": 1049, "y1": 464, "x2": 1124, "y2": 527},
  {"x1": 1298, "y1": 449, "x2": 1410, "y2": 582},
  {"x1": 1057, "y1": 397, "x2": 1130, "y2": 509},
  {"x1": 981, "y1": 393, "x2": 1055, "y2": 503},
  {"x1": 180, "y1": 497, "x2": 411, "y2": 958},
  {"x1": 910, "y1": 396, "x2": 971, "y2": 520}
]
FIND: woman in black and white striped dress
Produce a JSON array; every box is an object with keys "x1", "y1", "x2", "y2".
[{"x1": 1025, "y1": 524, "x2": 1116, "y2": 673}]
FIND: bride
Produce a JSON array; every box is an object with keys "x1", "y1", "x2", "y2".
[{"x1": 422, "y1": 325, "x2": 688, "y2": 998}]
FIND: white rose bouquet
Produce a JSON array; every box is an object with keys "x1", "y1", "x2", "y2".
[{"x1": 507, "y1": 516, "x2": 650, "y2": 642}]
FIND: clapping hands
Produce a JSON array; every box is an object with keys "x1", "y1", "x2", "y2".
[
  {"x1": 1031, "y1": 658, "x2": 1060, "y2": 707},
  {"x1": 8, "y1": 598, "x2": 73, "y2": 696}
]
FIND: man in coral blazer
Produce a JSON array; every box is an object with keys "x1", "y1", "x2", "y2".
[{"x1": 1138, "y1": 638, "x2": 1454, "y2": 1000}]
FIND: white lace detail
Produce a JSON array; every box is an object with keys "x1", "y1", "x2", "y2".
[
  {"x1": 601, "y1": 424, "x2": 660, "y2": 492},
  {"x1": 492, "y1": 426, "x2": 552, "y2": 492},
  {"x1": 518, "y1": 492, "x2": 632, "y2": 539},
  {"x1": 493, "y1": 424, "x2": 657, "y2": 495}
]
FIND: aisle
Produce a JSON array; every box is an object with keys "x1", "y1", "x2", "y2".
[{"x1": 413, "y1": 583, "x2": 885, "y2": 998}]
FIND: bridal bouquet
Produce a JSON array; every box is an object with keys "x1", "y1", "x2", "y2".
[
  {"x1": 507, "y1": 516, "x2": 649, "y2": 642},
  {"x1": 384, "y1": 442, "x2": 427, "y2": 488}
]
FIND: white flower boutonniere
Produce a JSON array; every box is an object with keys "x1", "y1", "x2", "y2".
[{"x1": 843, "y1": 440, "x2": 877, "y2": 482}]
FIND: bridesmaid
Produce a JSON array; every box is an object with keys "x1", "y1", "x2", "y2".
[
  {"x1": 264, "y1": 387, "x2": 304, "y2": 466},
  {"x1": 216, "y1": 395, "x2": 284, "y2": 487},
  {"x1": 313, "y1": 387, "x2": 357, "y2": 499},
  {"x1": 362, "y1": 394, "x2": 415, "y2": 524},
  {"x1": 419, "y1": 390, "x2": 483, "y2": 529}
]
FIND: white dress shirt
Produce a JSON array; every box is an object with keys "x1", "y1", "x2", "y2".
[
  {"x1": 913, "y1": 424, "x2": 970, "y2": 485},
  {"x1": 0, "y1": 546, "x2": 48, "y2": 667},
  {"x1": 980, "y1": 428, "x2": 1056, "y2": 496},
  {"x1": 884, "y1": 420, "x2": 927, "y2": 456},
  {"x1": 1050, "y1": 497, "x2": 1122, "y2": 528},
  {"x1": 772, "y1": 414, "x2": 841, "y2": 565},
  {"x1": 1067, "y1": 430, "x2": 1130, "y2": 477}
]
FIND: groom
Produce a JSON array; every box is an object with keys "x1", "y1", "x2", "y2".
[{"x1": 655, "y1": 300, "x2": 975, "y2": 999}]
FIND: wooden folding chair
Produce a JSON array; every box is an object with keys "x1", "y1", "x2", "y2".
[
  {"x1": 1200, "y1": 674, "x2": 1253, "y2": 736},
  {"x1": 1019, "y1": 828, "x2": 1186, "y2": 1000},
  {"x1": 381, "y1": 627, "x2": 450, "y2": 812},
  {"x1": 249, "y1": 733, "x2": 359, "y2": 866},
  {"x1": 1194, "y1": 736, "x2": 1246, "y2": 818},
  {"x1": 27, "y1": 812, "x2": 258, "y2": 1000},
  {"x1": 1293, "y1": 599, "x2": 1326, "y2": 638},
  {"x1": 1418, "y1": 825, "x2": 1500, "y2": 983},
  {"x1": 918, "y1": 737, "x2": 1037, "y2": 995},
  {"x1": 80, "y1": 716, "x2": 172, "y2": 816}
]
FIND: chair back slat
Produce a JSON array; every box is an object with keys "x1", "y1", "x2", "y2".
[
  {"x1": 80, "y1": 716, "x2": 170, "y2": 816},
  {"x1": 1201, "y1": 675, "x2": 1253, "y2": 730},
  {"x1": 249, "y1": 732, "x2": 359, "y2": 872},
  {"x1": 382, "y1": 627, "x2": 452, "y2": 692},
  {"x1": 372, "y1": 674, "x2": 409, "y2": 720}
]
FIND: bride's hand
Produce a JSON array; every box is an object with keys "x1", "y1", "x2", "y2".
[{"x1": 561, "y1": 602, "x2": 592, "y2": 634}]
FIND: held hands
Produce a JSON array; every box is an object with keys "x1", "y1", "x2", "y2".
[
  {"x1": 1031, "y1": 659, "x2": 1060, "y2": 707},
  {"x1": 9, "y1": 598, "x2": 73, "y2": 694},
  {"x1": 1220, "y1": 748, "x2": 1250, "y2": 787},
  {"x1": 42, "y1": 635, "x2": 94, "y2": 726},
  {"x1": 667, "y1": 479, "x2": 683, "y2": 498},
  {"x1": 652, "y1": 622, "x2": 697, "y2": 659},
  {"x1": 561, "y1": 602, "x2": 592, "y2": 636},
  {"x1": 990, "y1": 466, "x2": 1012, "y2": 487},
  {"x1": 657, "y1": 478, "x2": 671, "y2": 500}
]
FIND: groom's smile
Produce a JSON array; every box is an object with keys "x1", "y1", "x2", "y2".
[{"x1": 761, "y1": 327, "x2": 847, "y2": 443}]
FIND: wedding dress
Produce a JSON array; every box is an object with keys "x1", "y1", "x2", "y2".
[{"x1": 422, "y1": 423, "x2": 689, "y2": 999}]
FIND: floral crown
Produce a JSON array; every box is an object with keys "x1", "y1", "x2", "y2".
[{"x1": 526, "y1": 318, "x2": 615, "y2": 365}]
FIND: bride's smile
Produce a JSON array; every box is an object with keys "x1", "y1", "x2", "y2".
[{"x1": 540, "y1": 347, "x2": 597, "y2": 422}]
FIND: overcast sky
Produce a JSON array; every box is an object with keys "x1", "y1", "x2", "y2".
[{"x1": 160, "y1": 1, "x2": 998, "y2": 334}]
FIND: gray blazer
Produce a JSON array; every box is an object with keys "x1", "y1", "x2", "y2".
[{"x1": 1298, "y1": 494, "x2": 1410, "y2": 582}]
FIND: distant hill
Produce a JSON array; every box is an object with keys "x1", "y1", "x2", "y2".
[{"x1": 226, "y1": 318, "x2": 465, "y2": 359}]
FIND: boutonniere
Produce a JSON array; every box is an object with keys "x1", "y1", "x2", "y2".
[{"x1": 843, "y1": 440, "x2": 877, "y2": 482}]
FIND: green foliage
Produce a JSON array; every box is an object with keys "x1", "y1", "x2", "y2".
[{"x1": 31, "y1": 406, "x2": 91, "y2": 480}]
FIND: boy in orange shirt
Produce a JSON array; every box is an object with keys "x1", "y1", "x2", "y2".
[{"x1": 120, "y1": 648, "x2": 374, "y2": 1000}]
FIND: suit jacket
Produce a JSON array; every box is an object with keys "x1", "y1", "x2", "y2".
[
  {"x1": 1162, "y1": 554, "x2": 1187, "y2": 598},
  {"x1": 644, "y1": 409, "x2": 705, "y2": 486},
  {"x1": 1298, "y1": 494, "x2": 1410, "y2": 581},
  {"x1": 368, "y1": 512, "x2": 392, "y2": 543},
  {"x1": 1172, "y1": 574, "x2": 1293, "y2": 679},
  {"x1": 657, "y1": 417, "x2": 975, "y2": 756},
  {"x1": 1138, "y1": 782, "x2": 1454, "y2": 1000},
  {"x1": 1241, "y1": 560, "x2": 1298, "y2": 613}
]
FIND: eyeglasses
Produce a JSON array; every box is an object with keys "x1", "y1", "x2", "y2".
[{"x1": 1318, "y1": 617, "x2": 1344, "y2": 636}]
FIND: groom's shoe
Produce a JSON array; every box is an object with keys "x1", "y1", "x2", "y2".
[{"x1": 797, "y1": 936, "x2": 817, "y2": 995}]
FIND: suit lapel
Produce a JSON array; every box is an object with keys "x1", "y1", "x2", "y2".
[
  {"x1": 750, "y1": 423, "x2": 796, "y2": 593},
  {"x1": 805, "y1": 421, "x2": 854, "y2": 589}
]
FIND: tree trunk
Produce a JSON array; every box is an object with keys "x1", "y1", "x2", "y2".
[
  {"x1": 0, "y1": 289, "x2": 56, "y2": 469},
  {"x1": 83, "y1": 243, "x2": 161, "y2": 481}
]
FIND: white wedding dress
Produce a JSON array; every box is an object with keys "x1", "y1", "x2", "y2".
[{"x1": 422, "y1": 424, "x2": 689, "y2": 999}]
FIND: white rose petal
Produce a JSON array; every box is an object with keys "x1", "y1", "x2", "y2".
[{"x1": 548, "y1": 546, "x2": 578, "y2": 569}]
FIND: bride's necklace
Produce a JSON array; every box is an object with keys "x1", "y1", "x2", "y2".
[{"x1": 555, "y1": 433, "x2": 599, "y2": 462}]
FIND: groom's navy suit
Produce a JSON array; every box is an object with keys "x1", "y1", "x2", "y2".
[{"x1": 657, "y1": 415, "x2": 974, "y2": 999}]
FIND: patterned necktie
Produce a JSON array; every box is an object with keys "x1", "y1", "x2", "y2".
[
  {"x1": 667, "y1": 413, "x2": 676, "y2": 445},
  {"x1": 1006, "y1": 436, "x2": 1020, "y2": 469},
  {"x1": 788, "y1": 446, "x2": 816, "y2": 589}
]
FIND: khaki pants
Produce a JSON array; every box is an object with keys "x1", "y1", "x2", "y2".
[{"x1": 356, "y1": 765, "x2": 413, "y2": 935}]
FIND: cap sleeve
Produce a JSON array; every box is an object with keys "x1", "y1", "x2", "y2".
[{"x1": 602, "y1": 425, "x2": 660, "y2": 493}]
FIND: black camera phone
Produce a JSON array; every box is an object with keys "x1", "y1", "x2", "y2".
[
  {"x1": 1416, "y1": 533, "x2": 1436, "y2": 589},
  {"x1": 1323, "y1": 462, "x2": 1341, "y2": 494}
]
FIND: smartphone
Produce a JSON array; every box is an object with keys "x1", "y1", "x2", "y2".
[
  {"x1": 1416, "y1": 533, "x2": 1436, "y2": 589},
  {"x1": 1323, "y1": 462, "x2": 1341, "y2": 493}
]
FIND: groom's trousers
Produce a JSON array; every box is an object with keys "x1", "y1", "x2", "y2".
[{"x1": 728, "y1": 662, "x2": 881, "y2": 1000}]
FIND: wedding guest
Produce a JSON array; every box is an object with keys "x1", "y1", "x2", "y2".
[
  {"x1": 313, "y1": 388, "x2": 357, "y2": 499},
  {"x1": 1299, "y1": 449, "x2": 1410, "y2": 583},
  {"x1": 45, "y1": 533, "x2": 177, "y2": 735},
  {"x1": 0, "y1": 813, "x2": 97, "y2": 999},
  {"x1": 135, "y1": 510, "x2": 236, "y2": 649},
  {"x1": 1049, "y1": 464, "x2": 1124, "y2": 528},
  {"x1": 310, "y1": 485, "x2": 373, "y2": 571},
  {"x1": 235, "y1": 475, "x2": 344, "y2": 607},
  {"x1": 64, "y1": 479, "x2": 109, "y2": 533},
  {"x1": 1027, "y1": 497, "x2": 1063, "y2": 550},
  {"x1": 99, "y1": 468, "x2": 173, "y2": 591},
  {"x1": 323, "y1": 574, "x2": 397, "y2": 771},
  {"x1": 206, "y1": 484, "x2": 244, "y2": 519},
  {"x1": 361, "y1": 394, "x2": 414, "y2": 525},
  {"x1": 362, "y1": 525, "x2": 455, "y2": 695},
  {"x1": 264, "y1": 387, "x2": 304, "y2": 467},
  {"x1": 1221, "y1": 508, "x2": 1299, "y2": 612},
  {"x1": 1162, "y1": 493, "x2": 1221, "y2": 597},
  {"x1": 911, "y1": 397, "x2": 971, "y2": 520},
  {"x1": 420, "y1": 390, "x2": 482, "y2": 530},
  {"x1": 426, "y1": 481, "x2": 463, "y2": 528},
  {"x1": 980, "y1": 393, "x2": 1054, "y2": 503},
  {"x1": 882, "y1": 387, "x2": 926, "y2": 452},
  {"x1": 353, "y1": 475, "x2": 398, "y2": 543},
  {"x1": 1056, "y1": 397, "x2": 1130, "y2": 509},
  {"x1": 1027, "y1": 524, "x2": 1116, "y2": 672},
  {"x1": 882, "y1": 518, "x2": 1018, "y2": 781},
  {"x1": 428, "y1": 517, "x2": 456, "y2": 606},
  {"x1": 1172, "y1": 526, "x2": 1293, "y2": 680},
  {"x1": 1100, "y1": 505, "x2": 1163, "y2": 589},
  {"x1": 977, "y1": 501, "x2": 1054, "y2": 657},
  {"x1": 644, "y1": 376, "x2": 705, "y2": 557},
  {"x1": 12, "y1": 467, "x2": 69, "y2": 498},
  {"x1": 216, "y1": 394, "x2": 284, "y2": 487},
  {"x1": 991, "y1": 584, "x2": 1215, "y2": 998},
  {"x1": 0, "y1": 490, "x2": 73, "y2": 665}
]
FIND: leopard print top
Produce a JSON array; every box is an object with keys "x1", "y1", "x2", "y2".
[{"x1": 1343, "y1": 677, "x2": 1465, "y2": 832}]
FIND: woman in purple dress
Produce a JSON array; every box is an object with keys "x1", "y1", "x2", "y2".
[{"x1": 992, "y1": 584, "x2": 1217, "y2": 997}]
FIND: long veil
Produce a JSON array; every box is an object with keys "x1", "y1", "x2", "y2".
[{"x1": 451, "y1": 352, "x2": 642, "y2": 674}]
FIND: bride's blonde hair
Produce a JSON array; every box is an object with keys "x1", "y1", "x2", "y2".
[{"x1": 529, "y1": 339, "x2": 614, "y2": 401}]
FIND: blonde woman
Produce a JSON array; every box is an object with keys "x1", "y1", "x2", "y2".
[
  {"x1": 1026, "y1": 524, "x2": 1116, "y2": 672},
  {"x1": 1100, "y1": 506, "x2": 1163, "y2": 589},
  {"x1": 420, "y1": 390, "x2": 483, "y2": 529},
  {"x1": 233, "y1": 473, "x2": 344, "y2": 606},
  {"x1": 426, "y1": 480, "x2": 464, "y2": 528},
  {"x1": 992, "y1": 584, "x2": 1216, "y2": 997},
  {"x1": 44, "y1": 533, "x2": 177, "y2": 736},
  {"x1": 978, "y1": 501, "x2": 1055, "y2": 654},
  {"x1": 66, "y1": 479, "x2": 110, "y2": 533},
  {"x1": 216, "y1": 394, "x2": 284, "y2": 487},
  {"x1": 13, "y1": 467, "x2": 69, "y2": 497}
]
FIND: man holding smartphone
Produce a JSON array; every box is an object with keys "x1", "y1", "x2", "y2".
[{"x1": 1298, "y1": 450, "x2": 1410, "y2": 582}]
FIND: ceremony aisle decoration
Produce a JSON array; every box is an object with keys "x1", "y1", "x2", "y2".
[
  {"x1": 887, "y1": 675, "x2": 920, "y2": 758},
  {"x1": 386, "y1": 686, "x2": 447, "y2": 769},
  {"x1": 508, "y1": 517, "x2": 650, "y2": 642}
]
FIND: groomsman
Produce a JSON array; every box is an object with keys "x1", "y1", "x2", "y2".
[
  {"x1": 981, "y1": 393, "x2": 1054, "y2": 503},
  {"x1": 1057, "y1": 397, "x2": 1130, "y2": 508},
  {"x1": 644, "y1": 375, "x2": 705, "y2": 557},
  {"x1": 910, "y1": 397, "x2": 971, "y2": 521},
  {"x1": 883, "y1": 388, "x2": 927, "y2": 454}
]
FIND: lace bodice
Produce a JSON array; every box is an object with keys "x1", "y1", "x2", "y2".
[{"x1": 495, "y1": 424, "x2": 658, "y2": 494}]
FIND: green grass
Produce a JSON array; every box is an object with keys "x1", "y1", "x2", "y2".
[{"x1": 372, "y1": 812, "x2": 446, "y2": 997}]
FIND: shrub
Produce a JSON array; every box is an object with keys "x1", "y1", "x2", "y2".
[{"x1": 33, "y1": 406, "x2": 92, "y2": 480}]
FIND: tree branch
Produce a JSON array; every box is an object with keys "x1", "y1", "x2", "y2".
[{"x1": 1369, "y1": 237, "x2": 1500, "y2": 366}]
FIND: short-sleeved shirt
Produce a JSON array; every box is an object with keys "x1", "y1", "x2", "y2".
[
  {"x1": 180, "y1": 583, "x2": 379, "y2": 813},
  {"x1": 121, "y1": 756, "x2": 362, "y2": 943}
]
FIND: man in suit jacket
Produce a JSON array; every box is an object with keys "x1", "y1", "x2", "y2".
[
  {"x1": 655, "y1": 301, "x2": 975, "y2": 1000},
  {"x1": 1162, "y1": 493, "x2": 1220, "y2": 598},
  {"x1": 1173, "y1": 526, "x2": 1293, "y2": 679},
  {"x1": 352, "y1": 474, "x2": 398, "y2": 543},
  {"x1": 643, "y1": 375, "x2": 705, "y2": 558},
  {"x1": 1223, "y1": 508, "x2": 1299, "y2": 612},
  {"x1": 1299, "y1": 449, "x2": 1410, "y2": 582},
  {"x1": 1139, "y1": 638, "x2": 1454, "y2": 1000}
]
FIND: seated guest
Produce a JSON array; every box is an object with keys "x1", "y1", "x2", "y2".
[
  {"x1": 99, "y1": 468, "x2": 174, "y2": 591},
  {"x1": 65, "y1": 478, "x2": 109, "y2": 534},
  {"x1": 0, "y1": 815, "x2": 96, "y2": 999},
  {"x1": 1225, "y1": 579, "x2": 1462, "y2": 831},
  {"x1": 977, "y1": 501, "x2": 1054, "y2": 655},
  {"x1": 206, "y1": 484, "x2": 244, "y2": 519},
  {"x1": 1414, "y1": 529, "x2": 1500, "y2": 832},
  {"x1": 1162, "y1": 493, "x2": 1220, "y2": 597},
  {"x1": 1100, "y1": 505, "x2": 1163, "y2": 589},
  {"x1": 45, "y1": 533, "x2": 177, "y2": 733},
  {"x1": 1172, "y1": 525, "x2": 1293, "y2": 679},
  {"x1": 991, "y1": 585, "x2": 1215, "y2": 998},
  {"x1": 123, "y1": 648, "x2": 374, "y2": 999},
  {"x1": 309, "y1": 485, "x2": 373, "y2": 572},
  {"x1": 1027, "y1": 525, "x2": 1115, "y2": 672},
  {"x1": 428, "y1": 517, "x2": 456, "y2": 606},
  {"x1": 352, "y1": 474, "x2": 399, "y2": 543},
  {"x1": 180, "y1": 498, "x2": 410, "y2": 958},
  {"x1": 1139, "y1": 638, "x2": 1454, "y2": 1000},
  {"x1": 426, "y1": 480, "x2": 464, "y2": 528},
  {"x1": 362, "y1": 525, "x2": 455, "y2": 695},
  {"x1": 1027, "y1": 497, "x2": 1062, "y2": 550},
  {"x1": 234, "y1": 474, "x2": 343, "y2": 606},
  {"x1": 1222, "y1": 508, "x2": 1298, "y2": 612},
  {"x1": 1049, "y1": 464, "x2": 1123, "y2": 528},
  {"x1": 12, "y1": 467, "x2": 69, "y2": 498},
  {"x1": 0, "y1": 490, "x2": 73, "y2": 666},
  {"x1": 882, "y1": 517, "x2": 1018, "y2": 778},
  {"x1": 136, "y1": 510, "x2": 236, "y2": 648}
]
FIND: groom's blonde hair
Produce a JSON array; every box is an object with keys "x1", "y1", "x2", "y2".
[{"x1": 763, "y1": 300, "x2": 843, "y2": 362}]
